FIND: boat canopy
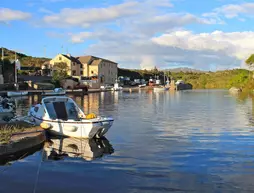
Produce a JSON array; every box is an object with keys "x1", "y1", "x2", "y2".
[{"x1": 44, "y1": 98, "x2": 80, "y2": 121}]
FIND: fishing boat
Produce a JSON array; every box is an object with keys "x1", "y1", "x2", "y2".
[
  {"x1": 111, "y1": 77, "x2": 123, "y2": 91},
  {"x1": 153, "y1": 70, "x2": 170, "y2": 92},
  {"x1": 42, "y1": 88, "x2": 66, "y2": 96},
  {"x1": 28, "y1": 96, "x2": 114, "y2": 138},
  {"x1": 43, "y1": 137, "x2": 114, "y2": 161},
  {"x1": 7, "y1": 91, "x2": 28, "y2": 97}
]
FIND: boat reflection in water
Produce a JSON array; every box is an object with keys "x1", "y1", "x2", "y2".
[{"x1": 43, "y1": 137, "x2": 114, "y2": 161}]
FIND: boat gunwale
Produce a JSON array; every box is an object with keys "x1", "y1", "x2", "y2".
[{"x1": 30, "y1": 113, "x2": 114, "y2": 124}]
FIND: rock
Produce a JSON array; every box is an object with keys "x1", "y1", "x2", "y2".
[{"x1": 229, "y1": 87, "x2": 242, "y2": 94}]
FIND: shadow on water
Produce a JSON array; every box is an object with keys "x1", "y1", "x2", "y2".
[
  {"x1": 0, "y1": 136, "x2": 114, "y2": 165},
  {"x1": 0, "y1": 143, "x2": 44, "y2": 166}
]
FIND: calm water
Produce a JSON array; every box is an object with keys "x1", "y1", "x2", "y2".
[{"x1": 1, "y1": 90, "x2": 254, "y2": 193}]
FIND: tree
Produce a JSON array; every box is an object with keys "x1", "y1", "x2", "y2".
[
  {"x1": 246, "y1": 54, "x2": 254, "y2": 70},
  {"x1": 245, "y1": 54, "x2": 254, "y2": 79},
  {"x1": 52, "y1": 62, "x2": 69, "y2": 87}
]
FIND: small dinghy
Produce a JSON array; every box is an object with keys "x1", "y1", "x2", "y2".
[
  {"x1": 0, "y1": 97, "x2": 16, "y2": 122},
  {"x1": 42, "y1": 88, "x2": 66, "y2": 96},
  {"x1": 139, "y1": 84, "x2": 146, "y2": 88},
  {"x1": 0, "y1": 97, "x2": 15, "y2": 113},
  {"x1": 7, "y1": 91, "x2": 28, "y2": 97},
  {"x1": 154, "y1": 86, "x2": 169, "y2": 92},
  {"x1": 28, "y1": 96, "x2": 114, "y2": 138}
]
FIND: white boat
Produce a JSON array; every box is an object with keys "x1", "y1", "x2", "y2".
[
  {"x1": 43, "y1": 137, "x2": 114, "y2": 161},
  {"x1": 139, "y1": 84, "x2": 146, "y2": 88},
  {"x1": 0, "y1": 97, "x2": 16, "y2": 122},
  {"x1": 42, "y1": 88, "x2": 66, "y2": 96},
  {"x1": 100, "y1": 84, "x2": 113, "y2": 91},
  {"x1": 112, "y1": 79, "x2": 123, "y2": 91},
  {"x1": 0, "y1": 97, "x2": 15, "y2": 113},
  {"x1": 7, "y1": 91, "x2": 28, "y2": 97},
  {"x1": 154, "y1": 87, "x2": 169, "y2": 92},
  {"x1": 28, "y1": 96, "x2": 114, "y2": 138}
]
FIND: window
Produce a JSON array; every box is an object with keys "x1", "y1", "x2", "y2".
[
  {"x1": 72, "y1": 70, "x2": 76, "y2": 75},
  {"x1": 91, "y1": 71, "x2": 94, "y2": 74},
  {"x1": 80, "y1": 71, "x2": 83, "y2": 75},
  {"x1": 73, "y1": 63, "x2": 76, "y2": 66},
  {"x1": 80, "y1": 64, "x2": 83, "y2": 68},
  {"x1": 59, "y1": 56, "x2": 62, "y2": 60}
]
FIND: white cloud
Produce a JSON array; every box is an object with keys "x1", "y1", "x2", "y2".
[
  {"x1": 69, "y1": 29, "x2": 240, "y2": 70},
  {"x1": 42, "y1": 0, "x2": 177, "y2": 28},
  {"x1": 152, "y1": 30, "x2": 254, "y2": 61},
  {"x1": 43, "y1": 1, "x2": 140, "y2": 27},
  {"x1": 44, "y1": 0, "x2": 240, "y2": 70},
  {"x1": 0, "y1": 8, "x2": 31, "y2": 22},
  {"x1": 204, "y1": 3, "x2": 254, "y2": 20}
]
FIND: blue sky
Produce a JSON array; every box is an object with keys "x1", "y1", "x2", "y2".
[{"x1": 1, "y1": 0, "x2": 254, "y2": 70}]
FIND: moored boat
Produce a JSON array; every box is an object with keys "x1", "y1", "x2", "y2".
[
  {"x1": 0, "y1": 97, "x2": 16, "y2": 122},
  {"x1": 111, "y1": 77, "x2": 123, "y2": 91},
  {"x1": 42, "y1": 88, "x2": 66, "y2": 96},
  {"x1": 7, "y1": 91, "x2": 28, "y2": 97},
  {"x1": 28, "y1": 96, "x2": 114, "y2": 138},
  {"x1": 139, "y1": 84, "x2": 146, "y2": 88},
  {"x1": 154, "y1": 86, "x2": 169, "y2": 92}
]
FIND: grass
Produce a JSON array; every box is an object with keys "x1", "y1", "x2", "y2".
[
  {"x1": 0, "y1": 122, "x2": 35, "y2": 145},
  {"x1": 0, "y1": 125, "x2": 25, "y2": 144}
]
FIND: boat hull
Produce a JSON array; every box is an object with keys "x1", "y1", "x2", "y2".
[
  {"x1": 29, "y1": 114, "x2": 113, "y2": 139},
  {"x1": 41, "y1": 92, "x2": 66, "y2": 96},
  {"x1": 7, "y1": 91, "x2": 28, "y2": 97},
  {"x1": 154, "y1": 87, "x2": 169, "y2": 92}
]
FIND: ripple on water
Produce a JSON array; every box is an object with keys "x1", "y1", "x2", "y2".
[{"x1": 2, "y1": 90, "x2": 254, "y2": 192}]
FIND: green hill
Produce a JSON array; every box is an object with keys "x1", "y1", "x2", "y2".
[{"x1": 1, "y1": 47, "x2": 49, "y2": 67}]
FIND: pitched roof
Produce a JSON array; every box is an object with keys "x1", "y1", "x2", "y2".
[
  {"x1": 76, "y1": 56, "x2": 93, "y2": 64},
  {"x1": 62, "y1": 54, "x2": 82, "y2": 64},
  {"x1": 90, "y1": 59, "x2": 102, "y2": 66},
  {"x1": 77, "y1": 55, "x2": 117, "y2": 65}
]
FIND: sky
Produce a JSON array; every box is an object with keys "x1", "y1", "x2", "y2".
[{"x1": 1, "y1": 0, "x2": 254, "y2": 70}]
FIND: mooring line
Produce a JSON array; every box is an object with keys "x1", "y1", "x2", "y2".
[{"x1": 32, "y1": 150, "x2": 43, "y2": 193}]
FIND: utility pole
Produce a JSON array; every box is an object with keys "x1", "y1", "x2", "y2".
[
  {"x1": 1, "y1": 47, "x2": 4, "y2": 61},
  {"x1": 1, "y1": 47, "x2": 4, "y2": 81}
]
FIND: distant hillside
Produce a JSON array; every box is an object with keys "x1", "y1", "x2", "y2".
[
  {"x1": 166, "y1": 67, "x2": 205, "y2": 73},
  {"x1": 1, "y1": 47, "x2": 49, "y2": 67}
]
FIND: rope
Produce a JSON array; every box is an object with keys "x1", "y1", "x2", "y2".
[{"x1": 32, "y1": 150, "x2": 43, "y2": 193}]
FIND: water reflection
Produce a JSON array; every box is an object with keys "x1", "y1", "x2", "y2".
[
  {"x1": 43, "y1": 137, "x2": 114, "y2": 161},
  {"x1": 3, "y1": 90, "x2": 254, "y2": 193}
]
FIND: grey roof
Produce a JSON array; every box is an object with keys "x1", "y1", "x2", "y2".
[
  {"x1": 77, "y1": 55, "x2": 117, "y2": 65},
  {"x1": 62, "y1": 54, "x2": 82, "y2": 64}
]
